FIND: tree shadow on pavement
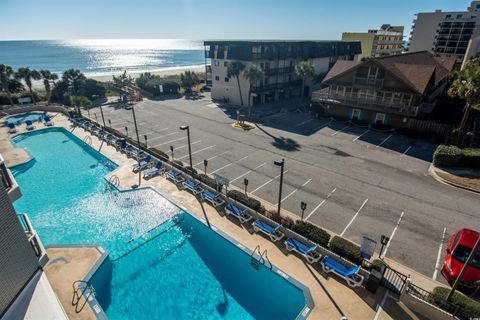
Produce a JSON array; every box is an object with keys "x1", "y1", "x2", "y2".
[{"x1": 256, "y1": 124, "x2": 300, "y2": 151}]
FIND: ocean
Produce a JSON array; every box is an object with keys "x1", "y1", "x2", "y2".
[{"x1": 0, "y1": 39, "x2": 205, "y2": 77}]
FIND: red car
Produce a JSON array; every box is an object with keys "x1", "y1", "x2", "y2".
[{"x1": 442, "y1": 228, "x2": 480, "y2": 288}]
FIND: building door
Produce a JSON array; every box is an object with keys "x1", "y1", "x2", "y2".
[
  {"x1": 375, "y1": 113, "x2": 386, "y2": 125},
  {"x1": 351, "y1": 109, "x2": 361, "y2": 120}
]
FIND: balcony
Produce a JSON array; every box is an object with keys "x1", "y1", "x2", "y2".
[
  {"x1": 353, "y1": 76, "x2": 384, "y2": 88},
  {"x1": 0, "y1": 154, "x2": 21, "y2": 202},
  {"x1": 375, "y1": 40, "x2": 403, "y2": 45},
  {"x1": 312, "y1": 90, "x2": 419, "y2": 116},
  {"x1": 263, "y1": 67, "x2": 294, "y2": 76},
  {"x1": 18, "y1": 213, "x2": 48, "y2": 266},
  {"x1": 251, "y1": 79, "x2": 302, "y2": 93}
]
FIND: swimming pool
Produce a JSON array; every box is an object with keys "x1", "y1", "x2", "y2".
[
  {"x1": 11, "y1": 127, "x2": 312, "y2": 319},
  {"x1": 5, "y1": 112, "x2": 45, "y2": 125}
]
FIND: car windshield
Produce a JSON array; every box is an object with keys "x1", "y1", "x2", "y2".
[{"x1": 452, "y1": 244, "x2": 480, "y2": 269}]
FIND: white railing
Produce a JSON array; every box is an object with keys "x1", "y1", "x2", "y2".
[{"x1": 17, "y1": 213, "x2": 47, "y2": 260}]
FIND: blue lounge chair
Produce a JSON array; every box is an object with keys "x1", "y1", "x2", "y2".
[
  {"x1": 25, "y1": 120, "x2": 35, "y2": 130},
  {"x1": 285, "y1": 237, "x2": 321, "y2": 264},
  {"x1": 320, "y1": 256, "x2": 364, "y2": 288},
  {"x1": 182, "y1": 179, "x2": 204, "y2": 195},
  {"x1": 8, "y1": 123, "x2": 17, "y2": 133},
  {"x1": 143, "y1": 161, "x2": 165, "y2": 178},
  {"x1": 252, "y1": 219, "x2": 284, "y2": 242},
  {"x1": 119, "y1": 141, "x2": 134, "y2": 153},
  {"x1": 132, "y1": 155, "x2": 153, "y2": 172},
  {"x1": 201, "y1": 190, "x2": 225, "y2": 207},
  {"x1": 225, "y1": 203, "x2": 251, "y2": 223},
  {"x1": 166, "y1": 169, "x2": 184, "y2": 183},
  {"x1": 129, "y1": 149, "x2": 146, "y2": 160},
  {"x1": 43, "y1": 115, "x2": 54, "y2": 126}
]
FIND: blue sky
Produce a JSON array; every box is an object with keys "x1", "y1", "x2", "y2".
[{"x1": 0, "y1": 0, "x2": 470, "y2": 40}]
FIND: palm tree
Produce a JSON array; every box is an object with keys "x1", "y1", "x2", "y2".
[
  {"x1": 243, "y1": 65, "x2": 264, "y2": 119},
  {"x1": 113, "y1": 70, "x2": 134, "y2": 89},
  {"x1": 227, "y1": 61, "x2": 246, "y2": 106},
  {"x1": 295, "y1": 60, "x2": 315, "y2": 98},
  {"x1": 15, "y1": 67, "x2": 41, "y2": 104},
  {"x1": 40, "y1": 70, "x2": 58, "y2": 105},
  {"x1": 0, "y1": 64, "x2": 14, "y2": 105},
  {"x1": 62, "y1": 69, "x2": 86, "y2": 95},
  {"x1": 180, "y1": 71, "x2": 200, "y2": 93},
  {"x1": 448, "y1": 56, "x2": 480, "y2": 139}
]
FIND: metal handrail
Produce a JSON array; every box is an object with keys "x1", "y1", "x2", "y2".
[
  {"x1": 72, "y1": 280, "x2": 96, "y2": 313},
  {"x1": 261, "y1": 249, "x2": 272, "y2": 270},
  {"x1": 83, "y1": 135, "x2": 92, "y2": 145}
]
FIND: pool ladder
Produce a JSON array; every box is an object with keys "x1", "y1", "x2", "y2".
[
  {"x1": 250, "y1": 245, "x2": 272, "y2": 271},
  {"x1": 83, "y1": 135, "x2": 92, "y2": 145},
  {"x1": 108, "y1": 174, "x2": 120, "y2": 189},
  {"x1": 72, "y1": 280, "x2": 96, "y2": 313}
]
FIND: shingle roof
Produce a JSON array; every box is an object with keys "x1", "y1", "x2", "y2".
[{"x1": 322, "y1": 51, "x2": 456, "y2": 94}]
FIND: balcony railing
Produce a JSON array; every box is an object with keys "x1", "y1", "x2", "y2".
[
  {"x1": 312, "y1": 91, "x2": 419, "y2": 116},
  {"x1": 251, "y1": 79, "x2": 302, "y2": 93},
  {"x1": 353, "y1": 76, "x2": 384, "y2": 88},
  {"x1": 18, "y1": 213, "x2": 47, "y2": 261}
]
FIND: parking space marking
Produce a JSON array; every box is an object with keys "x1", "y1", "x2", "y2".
[
  {"x1": 148, "y1": 131, "x2": 179, "y2": 142},
  {"x1": 176, "y1": 140, "x2": 201, "y2": 150},
  {"x1": 295, "y1": 118, "x2": 315, "y2": 128},
  {"x1": 310, "y1": 119, "x2": 332, "y2": 133},
  {"x1": 210, "y1": 155, "x2": 249, "y2": 174},
  {"x1": 381, "y1": 211, "x2": 405, "y2": 258},
  {"x1": 272, "y1": 179, "x2": 312, "y2": 207},
  {"x1": 376, "y1": 133, "x2": 393, "y2": 148},
  {"x1": 340, "y1": 198, "x2": 369, "y2": 236},
  {"x1": 177, "y1": 145, "x2": 216, "y2": 160},
  {"x1": 230, "y1": 162, "x2": 267, "y2": 183},
  {"x1": 432, "y1": 227, "x2": 447, "y2": 281},
  {"x1": 193, "y1": 151, "x2": 229, "y2": 167},
  {"x1": 401, "y1": 145, "x2": 412, "y2": 157},
  {"x1": 352, "y1": 129, "x2": 370, "y2": 142},
  {"x1": 331, "y1": 124, "x2": 350, "y2": 136},
  {"x1": 302, "y1": 178, "x2": 312, "y2": 187},
  {"x1": 305, "y1": 188, "x2": 336, "y2": 221},
  {"x1": 154, "y1": 136, "x2": 186, "y2": 146},
  {"x1": 250, "y1": 170, "x2": 289, "y2": 194}
]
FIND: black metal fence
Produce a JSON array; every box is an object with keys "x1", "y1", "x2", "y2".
[{"x1": 380, "y1": 265, "x2": 408, "y2": 295}]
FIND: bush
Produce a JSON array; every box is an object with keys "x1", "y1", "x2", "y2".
[
  {"x1": 371, "y1": 259, "x2": 386, "y2": 272},
  {"x1": 427, "y1": 287, "x2": 480, "y2": 320},
  {"x1": 329, "y1": 236, "x2": 362, "y2": 265},
  {"x1": 198, "y1": 174, "x2": 222, "y2": 191},
  {"x1": 227, "y1": 190, "x2": 264, "y2": 212},
  {"x1": 462, "y1": 148, "x2": 480, "y2": 169},
  {"x1": 149, "y1": 147, "x2": 169, "y2": 160},
  {"x1": 172, "y1": 160, "x2": 184, "y2": 168},
  {"x1": 433, "y1": 145, "x2": 463, "y2": 167},
  {"x1": 290, "y1": 221, "x2": 331, "y2": 247}
]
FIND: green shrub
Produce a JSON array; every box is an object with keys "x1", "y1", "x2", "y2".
[
  {"x1": 149, "y1": 147, "x2": 169, "y2": 160},
  {"x1": 371, "y1": 259, "x2": 386, "y2": 272},
  {"x1": 198, "y1": 174, "x2": 222, "y2": 191},
  {"x1": 427, "y1": 287, "x2": 480, "y2": 320},
  {"x1": 433, "y1": 145, "x2": 463, "y2": 167},
  {"x1": 462, "y1": 148, "x2": 480, "y2": 169},
  {"x1": 329, "y1": 236, "x2": 362, "y2": 264},
  {"x1": 227, "y1": 190, "x2": 263, "y2": 212},
  {"x1": 290, "y1": 221, "x2": 330, "y2": 247},
  {"x1": 172, "y1": 160, "x2": 184, "y2": 168}
]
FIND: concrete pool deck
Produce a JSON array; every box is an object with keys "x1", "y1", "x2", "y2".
[{"x1": 1, "y1": 113, "x2": 429, "y2": 319}]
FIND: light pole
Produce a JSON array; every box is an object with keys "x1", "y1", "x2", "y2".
[
  {"x1": 144, "y1": 135, "x2": 148, "y2": 149},
  {"x1": 170, "y1": 145, "x2": 174, "y2": 162},
  {"x1": 274, "y1": 158, "x2": 285, "y2": 219},
  {"x1": 203, "y1": 159, "x2": 208, "y2": 175},
  {"x1": 99, "y1": 104, "x2": 106, "y2": 128},
  {"x1": 131, "y1": 105, "x2": 141, "y2": 186},
  {"x1": 179, "y1": 125, "x2": 193, "y2": 175},
  {"x1": 94, "y1": 113, "x2": 98, "y2": 122},
  {"x1": 244, "y1": 178, "x2": 249, "y2": 195},
  {"x1": 108, "y1": 119, "x2": 112, "y2": 128},
  {"x1": 301, "y1": 201, "x2": 307, "y2": 221}
]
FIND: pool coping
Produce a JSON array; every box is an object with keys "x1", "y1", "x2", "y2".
[{"x1": 15, "y1": 123, "x2": 315, "y2": 319}]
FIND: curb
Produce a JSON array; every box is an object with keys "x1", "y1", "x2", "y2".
[{"x1": 428, "y1": 164, "x2": 480, "y2": 194}]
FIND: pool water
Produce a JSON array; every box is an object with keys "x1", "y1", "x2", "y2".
[
  {"x1": 6, "y1": 112, "x2": 45, "y2": 125},
  {"x1": 11, "y1": 127, "x2": 309, "y2": 319}
]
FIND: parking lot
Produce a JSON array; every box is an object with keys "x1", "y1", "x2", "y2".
[{"x1": 88, "y1": 95, "x2": 480, "y2": 283}]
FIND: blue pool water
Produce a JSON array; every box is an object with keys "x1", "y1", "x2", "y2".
[
  {"x1": 11, "y1": 127, "x2": 309, "y2": 319},
  {"x1": 6, "y1": 112, "x2": 45, "y2": 125}
]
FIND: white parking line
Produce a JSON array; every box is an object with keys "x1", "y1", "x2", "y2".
[
  {"x1": 230, "y1": 162, "x2": 266, "y2": 183},
  {"x1": 193, "y1": 150, "x2": 229, "y2": 167},
  {"x1": 331, "y1": 124, "x2": 350, "y2": 136},
  {"x1": 310, "y1": 119, "x2": 332, "y2": 133},
  {"x1": 302, "y1": 178, "x2": 312, "y2": 187},
  {"x1": 148, "y1": 131, "x2": 179, "y2": 142},
  {"x1": 295, "y1": 118, "x2": 315, "y2": 128},
  {"x1": 155, "y1": 136, "x2": 186, "y2": 146},
  {"x1": 305, "y1": 188, "x2": 336, "y2": 221},
  {"x1": 352, "y1": 129, "x2": 370, "y2": 142},
  {"x1": 210, "y1": 155, "x2": 248, "y2": 174},
  {"x1": 381, "y1": 211, "x2": 405, "y2": 258},
  {"x1": 272, "y1": 179, "x2": 312, "y2": 207},
  {"x1": 177, "y1": 145, "x2": 216, "y2": 160},
  {"x1": 401, "y1": 145, "x2": 412, "y2": 157},
  {"x1": 340, "y1": 198, "x2": 369, "y2": 236},
  {"x1": 432, "y1": 227, "x2": 447, "y2": 281},
  {"x1": 373, "y1": 290, "x2": 391, "y2": 320},
  {"x1": 250, "y1": 170, "x2": 289, "y2": 194},
  {"x1": 376, "y1": 133, "x2": 393, "y2": 148},
  {"x1": 176, "y1": 140, "x2": 201, "y2": 150}
]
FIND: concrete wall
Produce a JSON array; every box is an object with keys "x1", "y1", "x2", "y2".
[
  {"x1": 401, "y1": 292, "x2": 456, "y2": 320},
  {"x1": 342, "y1": 33, "x2": 375, "y2": 60},
  {"x1": 1, "y1": 105, "x2": 69, "y2": 117},
  {"x1": 0, "y1": 183, "x2": 41, "y2": 316},
  {"x1": 210, "y1": 59, "x2": 252, "y2": 106},
  {"x1": 409, "y1": 12, "x2": 446, "y2": 53}
]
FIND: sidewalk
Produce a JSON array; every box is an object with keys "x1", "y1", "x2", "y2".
[{"x1": 429, "y1": 164, "x2": 480, "y2": 193}]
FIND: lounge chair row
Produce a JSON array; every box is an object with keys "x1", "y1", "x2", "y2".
[{"x1": 8, "y1": 115, "x2": 53, "y2": 133}]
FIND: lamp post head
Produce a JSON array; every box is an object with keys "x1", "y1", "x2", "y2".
[
  {"x1": 144, "y1": 135, "x2": 147, "y2": 141},
  {"x1": 301, "y1": 201, "x2": 307, "y2": 211},
  {"x1": 179, "y1": 125, "x2": 189, "y2": 131},
  {"x1": 274, "y1": 159, "x2": 284, "y2": 167},
  {"x1": 170, "y1": 145, "x2": 174, "y2": 152},
  {"x1": 204, "y1": 159, "x2": 208, "y2": 167},
  {"x1": 244, "y1": 178, "x2": 249, "y2": 186},
  {"x1": 380, "y1": 235, "x2": 390, "y2": 245}
]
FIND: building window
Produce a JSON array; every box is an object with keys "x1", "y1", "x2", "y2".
[
  {"x1": 214, "y1": 60, "x2": 219, "y2": 67},
  {"x1": 457, "y1": 14, "x2": 463, "y2": 19},
  {"x1": 224, "y1": 61, "x2": 228, "y2": 67},
  {"x1": 225, "y1": 77, "x2": 229, "y2": 82},
  {"x1": 215, "y1": 76, "x2": 219, "y2": 81},
  {"x1": 375, "y1": 113, "x2": 386, "y2": 125}
]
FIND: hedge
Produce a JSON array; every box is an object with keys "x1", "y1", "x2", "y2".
[
  {"x1": 227, "y1": 190, "x2": 264, "y2": 213},
  {"x1": 427, "y1": 287, "x2": 480, "y2": 320},
  {"x1": 433, "y1": 145, "x2": 463, "y2": 167},
  {"x1": 329, "y1": 236, "x2": 362, "y2": 265},
  {"x1": 462, "y1": 148, "x2": 480, "y2": 168},
  {"x1": 149, "y1": 147, "x2": 169, "y2": 160},
  {"x1": 371, "y1": 259, "x2": 386, "y2": 272},
  {"x1": 198, "y1": 173, "x2": 222, "y2": 191},
  {"x1": 290, "y1": 221, "x2": 330, "y2": 247}
]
